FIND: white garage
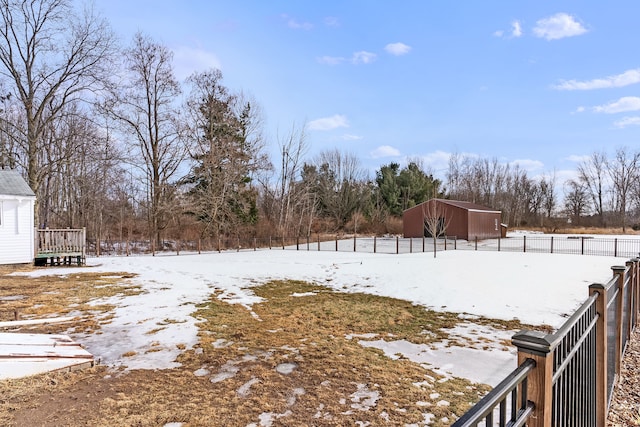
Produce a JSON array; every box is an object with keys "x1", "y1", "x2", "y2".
[{"x1": 0, "y1": 169, "x2": 36, "y2": 264}]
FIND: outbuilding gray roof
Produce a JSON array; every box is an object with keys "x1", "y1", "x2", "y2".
[{"x1": 0, "y1": 169, "x2": 35, "y2": 197}]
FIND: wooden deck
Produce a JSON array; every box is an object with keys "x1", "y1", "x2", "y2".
[
  {"x1": 0, "y1": 333, "x2": 94, "y2": 379},
  {"x1": 35, "y1": 228, "x2": 86, "y2": 266}
]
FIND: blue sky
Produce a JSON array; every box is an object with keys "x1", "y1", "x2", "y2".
[{"x1": 95, "y1": 1, "x2": 640, "y2": 186}]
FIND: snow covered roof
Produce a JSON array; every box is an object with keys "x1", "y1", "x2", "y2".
[{"x1": 0, "y1": 169, "x2": 35, "y2": 198}]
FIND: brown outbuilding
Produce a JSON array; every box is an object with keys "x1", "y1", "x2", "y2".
[{"x1": 402, "y1": 199, "x2": 503, "y2": 240}]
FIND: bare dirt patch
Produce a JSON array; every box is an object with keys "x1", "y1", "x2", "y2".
[{"x1": 0, "y1": 268, "x2": 542, "y2": 426}]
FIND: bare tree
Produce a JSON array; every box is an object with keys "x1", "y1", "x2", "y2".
[
  {"x1": 607, "y1": 147, "x2": 640, "y2": 232},
  {"x1": 313, "y1": 149, "x2": 367, "y2": 228},
  {"x1": 564, "y1": 179, "x2": 589, "y2": 225},
  {"x1": 107, "y1": 33, "x2": 185, "y2": 246},
  {"x1": 539, "y1": 172, "x2": 557, "y2": 226},
  {"x1": 577, "y1": 152, "x2": 609, "y2": 227},
  {"x1": 0, "y1": 0, "x2": 116, "y2": 217},
  {"x1": 422, "y1": 200, "x2": 451, "y2": 258},
  {"x1": 275, "y1": 123, "x2": 309, "y2": 235}
]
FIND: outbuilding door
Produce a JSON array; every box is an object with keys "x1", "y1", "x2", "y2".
[{"x1": 424, "y1": 217, "x2": 446, "y2": 237}]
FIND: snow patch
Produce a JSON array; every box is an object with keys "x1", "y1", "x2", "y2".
[{"x1": 350, "y1": 383, "x2": 380, "y2": 411}]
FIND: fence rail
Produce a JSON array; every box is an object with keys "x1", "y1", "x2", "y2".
[
  {"x1": 85, "y1": 234, "x2": 640, "y2": 259},
  {"x1": 453, "y1": 258, "x2": 640, "y2": 427}
]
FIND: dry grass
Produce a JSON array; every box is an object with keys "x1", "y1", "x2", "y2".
[
  {"x1": 0, "y1": 266, "x2": 142, "y2": 336},
  {"x1": 0, "y1": 268, "x2": 543, "y2": 426}
]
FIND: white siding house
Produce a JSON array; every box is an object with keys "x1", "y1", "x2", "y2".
[{"x1": 0, "y1": 170, "x2": 36, "y2": 264}]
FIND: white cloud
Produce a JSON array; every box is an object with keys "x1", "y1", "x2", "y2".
[
  {"x1": 324, "y1": 16, "x2": 340, "y2": 27},
  {"x1": 533, "y1": 13, "x2": 588, "y2": 40},
  {"x1": 171, "y1": 46, "x2": 222, "y2": 81},
  {"x1": 308, "y1": 114, "x2": 349, "y2": 131},
  {"x1": 553, "y1": 69, "x2": 640, "y2": 91},
  {"x1": 370, "y1": 145, "x2": 401, "y2": 159},
  {"x1": 593, "y1": 96, "x2": 640, "y2": 114},
  {"x1": 510, "y1": 159, "x2": 544, "y2": 172},
  {"x1": 555, "y1": 169, "x2": 580, "y2": 187},
  {"x1": 317, "y1": 56, "x2": 345, "y2": 65},
  {"x1": 282, "y1": 14, "x2": 313, "y2": 30},
  {"x1": 352, "y1": 51, "x2": 377, "y2": 64},
  {"x1": 511, "y1": 20, "x2": 523, "y2": 38},
  {"x1": 384, "y1": 42, "x2": 412, "y2": 56},
  {"x1": 613, "y1": 116, "x2": 640, "y2": 128},
  {"x1": 574, "y1": 106, "x2": 586, "y2": 113},
  {"x1": 341, "y1": 134, "x2": 363, "y2": 141},
  {"x1": 494, "y1": 20, "x2": 523, "y2": 39},
  {"x1": 566, "y1": 154, "x2": 591, "y2": 163},
  {"x1": 416, "y1": 150, "x2": 453, "y2": 173}
]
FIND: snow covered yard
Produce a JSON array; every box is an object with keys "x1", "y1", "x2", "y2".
[{"x1": 2, "y1": 247, "x2": 622, "y2": 426}]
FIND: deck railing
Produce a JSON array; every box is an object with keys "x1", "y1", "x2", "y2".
[
  {"x1": 453, "y1": 257, "x2": 639, "y2": 427},
  {"x1": 35, "y1": 228, "x2": 86, "y2": 265}
]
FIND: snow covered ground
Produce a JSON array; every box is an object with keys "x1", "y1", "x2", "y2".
[{"x1": 14, "y1": 247, "x2": 622, "y2": 387}]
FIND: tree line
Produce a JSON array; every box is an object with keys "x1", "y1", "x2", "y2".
[{"x1": 0, "y1": 1, "x2": 639, "y2": 247}]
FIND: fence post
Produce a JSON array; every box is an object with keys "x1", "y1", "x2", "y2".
[
  {"x1": 198, "y1": 238, "x2": 201, "y2": 255},
  {"x1": 589, "y1": 282, "x2": 609, "y2": 427},
  {"x1": 296, "y1": 236, "x2": 299, "y2": 251},
  {"x1": 498, "y1": 236, "x2": 501, "y2": 252},
  {"x1": 550, "y1": 236, "x2": 554, "y2": 254},
  {"x1": 612, "y1": 265, "x2": 626, "y2": 377},
  {"x1": 444, "y1": 236, "x2": 447, "y2": 251},
  {"x1": 269, "y1": 236, "x2": 272, "y2": 250},
  {"x1": 523, "y1": 235, "x2": 526, "y2": 253},
  {"x1": 410, "y1": 238, "x2": 413, "y2": 253},
  {"x1": 307, "y1": 235, "x2": 310, "y2": 251},
  {"x1": 335, "y1": 236, "x2": 338, "y2": 252},
  {"x1": 282, "y1": 236, "x2": 285, "y2": 250},
  {"x1": 475, "y1": 236, "x2": 478, "y2": 251},
  {"x1": 512, "y1": 331, "x2": 554, "y2": 427},
  {"x1": 374, "y1": 236, "x2": 377, "y2": 253},
  {"x1": 396, "y1": 236, "x2": 399, "y2": 254},
  {"x1": 581, "y1": 237, "x2": 585, "y2": 255},
  {"x1": 422, "y1": 235, "x2": 425, "y2": 252},
  {"x1": 317, "y1": 234, "x2": 320, "y2": 251},
  {"x1": 218, "y1": 237, "x2": 221, "y2": 253},
  {"x1": 454, "y1": 236, "x2": 457, "y2": 250},
  {"x1": 614, "y1": 238, "x2": 618, "y2": 258},
  {"x1": 631, "y1": 258, "x2": 640, "y2": 331},
  {"x1": 353, "y1": 234, "x2": 357, "y2": 252},
  {"x1": 625, "y1": 260, "x2": 635, "y2": 342}
]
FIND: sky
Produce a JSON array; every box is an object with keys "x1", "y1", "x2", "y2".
[{"x1": 93, "y1": 1, "x2": 640, "y2": 186}]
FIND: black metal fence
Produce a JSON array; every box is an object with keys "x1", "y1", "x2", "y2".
[
  {"x1": 452, "y1": 359, "x2": 535, "y2": 426},
  {"x1": 464, "y1": 235, "x2": 640, "y2": 258},
  {"x1": 86, "y1": 234, "x2": 640, "y2": 259},
  {"x1": 86, "y1": 235, "x2": 459, "y2": 256},
  {"x1": 453, "y1": 259, "x2": 640, "y2": 427}
]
